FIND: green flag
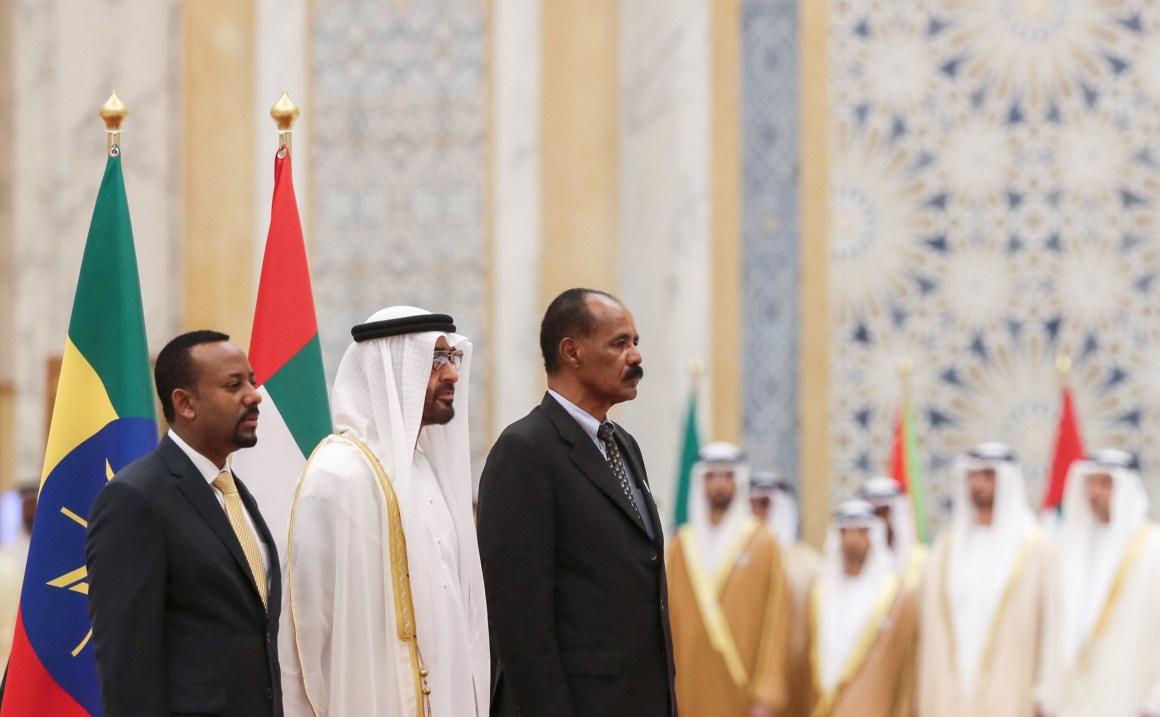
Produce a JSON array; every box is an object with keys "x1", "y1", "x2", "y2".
[
  {"x1": 892, "y1": 401, "x2": 929, "y2": 544},
  {"x1": 673, "y1": 389, "x2": 700, "y2": 526}
]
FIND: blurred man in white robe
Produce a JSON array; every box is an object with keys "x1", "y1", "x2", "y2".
[
  {"x1": 859, "y1": 476, "x2": 925, "y2": 586},
  {"x1": 1036, "y1": 449, "x2": 1160, "y2": 717},
  {"x1": 0, "y1": 481, "x2": 33, "y2": 667},
  {"x1": 750, "y1": 471, "x2": 819, "y2": 717},
  {"x1": 918, "y1": 442, "x2": 1050, "y2": 717},
  {"x1": 279, "y1": 307, "x2": 489, "y2": 716},
  {"x1": 806, "y1": 500, "x2": 917, "y2": 717},
  {"x1": 667, "y1": 443, "x2": 790, "y2": 717}
]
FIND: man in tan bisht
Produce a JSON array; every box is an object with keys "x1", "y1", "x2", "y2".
[
  {"x1": 750, "y1": 471, "x2": 820, "y2": 717},
  {"x1": 918, "y1": 442, "x2": 1051, "y2": 717},
  {"x1": 1036, "y1": 449, "x2": 1160, "y2": 717},
  {"x1": 668, "y1": 442, "x2": 790, "y2": 717},
  {"x1": 806, "y1": 500, "x2": 917, "y2": 717},
  {"x1": 859, "y1": 476, "x2": 926, "y2": 587}
]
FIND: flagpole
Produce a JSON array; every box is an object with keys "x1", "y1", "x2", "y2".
[
  {"x1": 99, "y1": 90, "x2": 128, "y2": 157},
  {"x1": 271, "y1": 91, "x2": 300, "y2": 157}
]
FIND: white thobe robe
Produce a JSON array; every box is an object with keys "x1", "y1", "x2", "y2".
[
  {"x1": 917, "y1": 528, "x2": 1050, "y2": 717},
  {"x1": 411, "y1": 448, "x2": 479, "y2": 717},
  {"x1": 0, "y1": 549, "x2": 20, "y2": 666},
  {"x1": 280, "y1": 436, "x2": 484, "y2": 716},
  {"x1": 818, "y1": 572, "x2": 881, "y2": 692},
  {"x1": 1039, "y1": 526, "x2": 1160, "y2": 717}
]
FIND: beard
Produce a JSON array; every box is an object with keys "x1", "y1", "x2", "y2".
[
  {"x1": 232, "y1": 407, "x2": 260, "y2": 448},
  {"x1": 708, "y1": 494, "x2": 734, "y2": 512},
  {"x1": 842, "y1": 552, "x2": 867, "y2": 573},
  {"x1": 422, "y1": 382, "x2": 456, "y2": 426}
]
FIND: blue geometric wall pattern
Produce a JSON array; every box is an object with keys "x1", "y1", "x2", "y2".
[
  {"x1": 829, "y1": 1, "x2": 1160, "y2": 532},
  {"x1": 742, "y1": 0, "x2": 802, "y2": 487},
  {"x1": 310, "y1": 0, "x2": 489, "y2": 469}
]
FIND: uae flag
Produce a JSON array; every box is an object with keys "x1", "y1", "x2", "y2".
[
  {"x1": 231, "y1": 148, "x2": 330, "y2": 555},
  {"x1": 2, "y1": 151, "x2": 157, "y2": 716},
  {"x1": 891, "y1": 400, "x2": 929, "y2": 544},
  {"x1": 1041, "y1": 387, "x2": 1084, "y2": 513}
]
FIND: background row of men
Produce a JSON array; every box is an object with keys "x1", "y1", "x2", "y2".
[{"x1": 670, "y1": 439, "x2": 1160, "y2": 717}]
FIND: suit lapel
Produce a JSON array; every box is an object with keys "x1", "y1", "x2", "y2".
[
  {"x1": 539, "y1": 394, "x2": 650, "y2": 537},
  {"x1": 161, "y1": 437, "x2": 267, "y2": 615},
  {"x1": 615, "y1": 425, "x2": 664, "y2": 546}
]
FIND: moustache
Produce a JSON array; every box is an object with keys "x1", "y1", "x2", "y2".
[
  {"x1": 435, "y1": 382, "x2": 456, "y2": 398},
  {"x1": 238, "y1": 407, "x2": 260, "y2": 423},
  {"x1": 624, "y1": 365, "x2": 644, "y2": 381}
]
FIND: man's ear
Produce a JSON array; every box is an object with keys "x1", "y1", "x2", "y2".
[
  {"x1": 559, "y1": 337, "x2": 582, "y2": 368},
  {"x1": 171, "y1": 388, "x2": 197, "y2": 421}
]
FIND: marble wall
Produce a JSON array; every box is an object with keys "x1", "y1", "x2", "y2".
[
  {"x1": 618, "y1": 0, "x2": 713, "y2": 514},
  {"x1": 255, "y1": 0, "x2": 311, "y2": 261},
  {"x1": 309, "y1": 0, "x2": 490, "y2": 465},
  {"x1": 0, "y1": 0, "x2": 13, "y2": 386},
  {"x1": 10, "y1": 0, "x2": 182, "y2": 481},
  {"x1": 491, "y1": 0, "x2": 544, "y2": 437}
]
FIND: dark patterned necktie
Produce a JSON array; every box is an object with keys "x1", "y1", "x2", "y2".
[{"x1": 597, "y1": 422, "x2": 644, "y2": 526}]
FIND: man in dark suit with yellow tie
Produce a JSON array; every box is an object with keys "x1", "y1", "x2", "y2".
[
  {"x1": 478, "y1": 288, "x2": 677, "y2": 717},
  {"x1": 86, "y1": 330, "x2": 282, "y2": 716}
]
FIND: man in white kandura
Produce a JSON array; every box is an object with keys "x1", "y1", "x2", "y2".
[
  {"x1": 858, "y1": 476, "x2": 925, "y2": 586},
  {"x1": 807, "y1": 500, "x2": 917, "y2": 717},
  {"x1": 280, "y1": 307, "x2": 488, "y2": 716},
  {"x1": 1036, "y1": 449, "x2": 1160, "y2": 717},
  {"x1": 749, "y1": 471, "x2": 820, "y2": 717},
  {"x1": 917, "y1": 442, "x2": 1051, "y2": 717}
]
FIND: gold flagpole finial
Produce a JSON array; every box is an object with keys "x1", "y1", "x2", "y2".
[
  {"x1": 1056, "y1": 354, "x2": 1073, "y2": 377},
  {"x1": 899, "y1": 356, "x2": 915, "y2": 399},
  {"x1": 99, "y1": 91, "x2": 128, "y2": 156},
  {"x1": 270, "y1": 91, "x2": 300, "y2": 156}
]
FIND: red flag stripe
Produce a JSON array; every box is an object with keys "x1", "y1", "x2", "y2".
[
  {"x1": 249, "y1": 153, "x2": 320, "y2": 385},
  {"x1": 0, "y1": 614, "x2": 90, "y2": 717},
  {"x1": 1042, "y1": 387, "x2": 1084, "y2": 511},
  {"x1": 891, "y1": 406, "x2": 909, "y2": 493}
]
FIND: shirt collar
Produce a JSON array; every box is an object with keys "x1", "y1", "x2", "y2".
[
  {"x1": 547, "y1": 389, "x2": 610, "y2": 447},
  {"x1": 168, "y1": 429, "x2": 231, "y2": 486}
]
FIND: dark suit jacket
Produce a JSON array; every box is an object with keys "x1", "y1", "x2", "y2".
[
  {"x1": 477, "y1": 393, "x2": 677, "y2": 717},
  {"x1": 86, "y1": 435, "x2": 283, "y2": 717}
]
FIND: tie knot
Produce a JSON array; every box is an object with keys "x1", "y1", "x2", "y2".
[
  {"x1": 597, "y1": 422, "x2": 616, "y2": 443},
  {"x1": 213, "y1": 470, "x2": 238, "y2": 495}
]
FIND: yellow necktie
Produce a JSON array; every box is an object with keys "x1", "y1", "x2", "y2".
[{"x1": 213, "y1": 470, "x2": 268, "y2": 610}]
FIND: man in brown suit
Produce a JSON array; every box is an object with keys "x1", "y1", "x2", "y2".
[{"x1": 806, "y1": 500, "x2": 917, "y2": 717}]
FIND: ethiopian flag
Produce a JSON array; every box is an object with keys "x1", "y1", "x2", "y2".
[
  {"x1": 890, "y1": 400, "x2": 929, "y2": 544},
  {"x1": 672, "y1": 387, "x2": 700, "y2": 527},
  {"x1": 1, "y1": 153, "x2": 157, "y2": 716},
  {"x1": 231, "y1": 148, "x2": 330, "y2": 554}
]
